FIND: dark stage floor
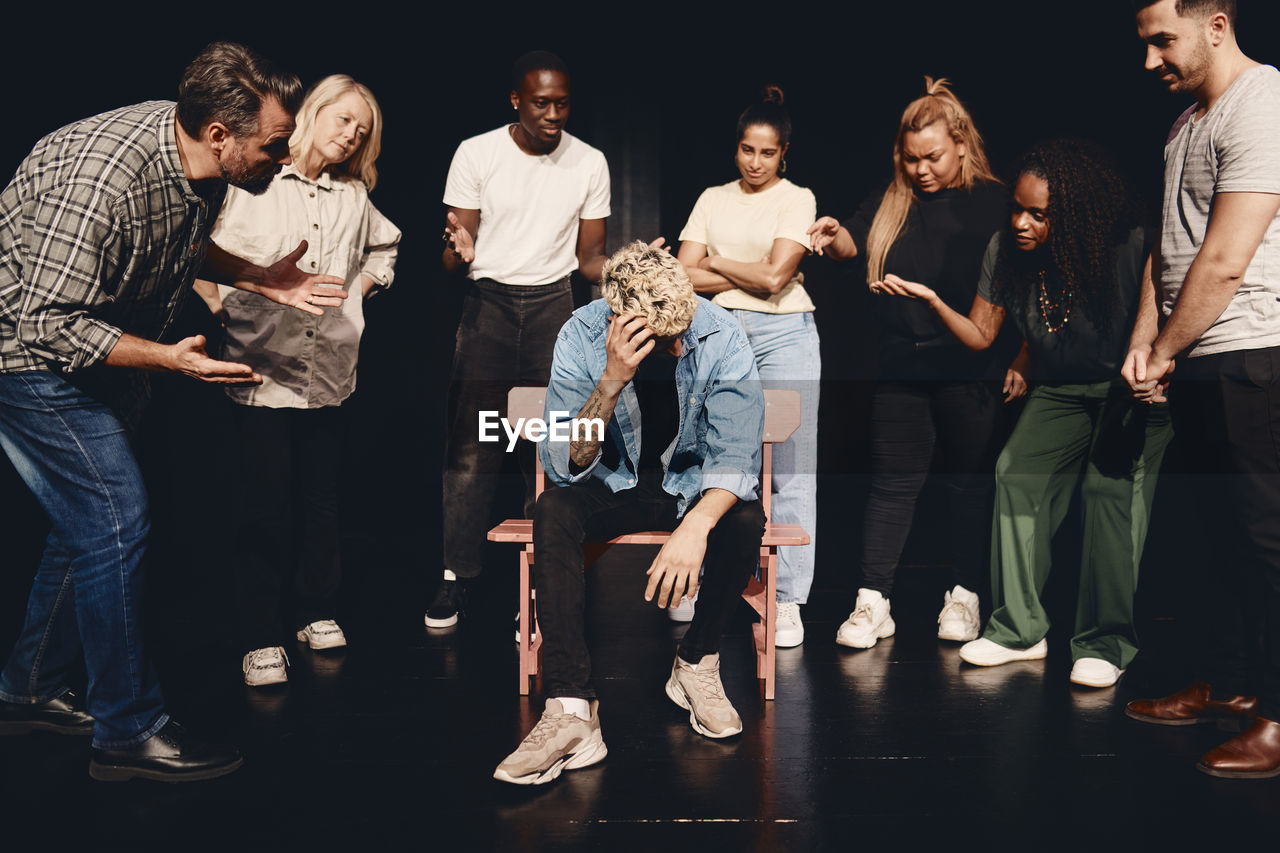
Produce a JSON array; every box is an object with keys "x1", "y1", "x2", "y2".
[{"x1": 2, "y1": 530, "x2": 1277, "y2": 851}]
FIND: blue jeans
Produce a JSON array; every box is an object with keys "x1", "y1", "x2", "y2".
[
  {"x1": 0, "y1": 370, "x2": 167, "y2": 748},
  {"x1": 728, "y1": 310, "x2": 820, "y2": 604}
]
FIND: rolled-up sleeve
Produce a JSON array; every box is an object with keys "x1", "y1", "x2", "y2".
[
  {"x1": 699, "y1": 335, "x2": 763, "y2": 501},
  {"x1": 16, "y1": 181, "x2": 125, "y2": 371},
  {"x1": 359, "y1": 199, "x2": 401, "y2": 292}
]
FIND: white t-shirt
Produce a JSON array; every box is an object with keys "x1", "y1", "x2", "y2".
[
  {"x1": 678, "y1": 178, "x2": 815, "y2": 314},
  {"x1": 443, "y1": 125, "x2": 611, "y2": 286},
  {"x1": 1159, "y1": 64, "x2": 1280, "y2": 356}
]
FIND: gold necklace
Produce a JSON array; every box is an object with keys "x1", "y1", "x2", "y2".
[{"x1": 1036, "y1": 269, "x2": 1071, "y2": 333}]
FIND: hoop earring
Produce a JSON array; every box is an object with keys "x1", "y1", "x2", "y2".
[{"x1": 780, "y1": 159, "x2": 788, "y2": 175}]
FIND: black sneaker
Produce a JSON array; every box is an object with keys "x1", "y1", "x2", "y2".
[{"x1": 425, "y1": 578, "x2": 466, "y2": 628}]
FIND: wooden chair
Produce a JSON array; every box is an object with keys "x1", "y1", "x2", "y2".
[{"x1": 487, "y1": 386, "x2": 809, "y2": 700}]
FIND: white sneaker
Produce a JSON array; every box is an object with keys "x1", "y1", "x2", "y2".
[
  {"x1": 775, "y1": 602, "x2": 804, "y2": 648},
  {"x1": 1070, "y1": 657, "x2": 1125, "y2": 688},
  {"x1": 242, "y1": 646, "x2": 289, "y2": 686},
  {"x1": 295, "y1": 619, "x2": 347, "y2": 650},
  {"x1": 667, "y1": 591, "x2": 697, "y2": 623},
  {"x1": 835, "y1": 588, "x2": 895, "y2": 649},
  {"x1": 958, "y1": 637, "x2": 1048, "y2": 666},
  {"x1": 937, "y1": 585, "x2": 981, "y2": 642}
]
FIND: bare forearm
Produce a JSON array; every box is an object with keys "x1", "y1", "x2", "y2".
[
  {"x1": 203, "y1": 243, "x2": 266, "y2": 291},
  {"x1": 678, "y1": 487, "x2": 739, "y2": 536},
  {"x1": 707, "y1": 256, "x2": 788, "y2": 296},
  {"x1": 687, "y1": 267, "x2": 735, "y2": 294},
  {"x1": 578, "y1": 253, "x2": 607, "y2": 284},
  {"x1": 104, "y1": 333, "x2": 175, "y2": 372},
  {"x1": 824, "y1": 227, "x2": 858, "y2": 261},
  {"x1": 1128, "y1": 258, "x2": 1160, "y2": 352},
  {"x1": 442, "y1": 246, "x2": 470, "y2": 275},
  {"x1": 569, "y1": 380, "x2": 624, "y2": 467},
  {"x1": 926, "y1": 294, "x2": 997, "y2": 351},
  {"x1": 1151, "y1": 259, "x2": 1241, "y2": 361}
]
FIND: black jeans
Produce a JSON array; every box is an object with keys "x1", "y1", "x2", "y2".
[
  {"x1": 232, "y1": 404, "x2": 344, "y2": 652},
  {"x1": 859, "y1": 379, "x2": 1002, "y2": 597},
  {"x1": 1170, "y1": 346, "x2": 1280, "y2": 718},
  {"x1": 532, "y1": 479, "x2": 766, "y2": 700},
  {"x1": 441, "y1": 278, "x2": 573, "y2": 578}
]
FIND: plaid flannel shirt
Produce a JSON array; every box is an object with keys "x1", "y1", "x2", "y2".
[{"x1": 0, "y1": 100, "x2": 222, "y2": 377}]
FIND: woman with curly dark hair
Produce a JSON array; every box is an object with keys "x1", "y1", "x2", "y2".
[{"x1": 876, "y1": 138, "x2": 1173, "y2": 687}]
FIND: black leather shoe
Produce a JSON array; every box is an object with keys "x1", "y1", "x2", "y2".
[
  {"x1": 89, "y1": 720, "x2": 243, "y2": 782},
  {"x1": 0, "y1": 691, "x2": 94, "y2": 736}
]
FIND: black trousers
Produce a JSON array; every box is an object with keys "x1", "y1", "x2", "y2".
[
  {"x1": 441, "y1": 278, "x2": 573, "y2": 578},
  {"x1": 232, "y1": 404, "x2": 343, "y2": 652},
  {"x1": 859, "y1": 379, "x2": 1002, "y2": 597},
  {"x1": 1170, "y1": 346, "x2": 1280, "y2": 718},
  {"x1": 532, "y1": 479, "x2": 766, "y2": 700}
]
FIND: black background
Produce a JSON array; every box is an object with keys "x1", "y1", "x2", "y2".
[{"x1": 3, "y1": 0, "x2": 1279, "y2": 651}]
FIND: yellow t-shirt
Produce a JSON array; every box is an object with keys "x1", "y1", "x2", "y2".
[{"x1": 678, "y1": 178, "x2": 816, "y2": 314}]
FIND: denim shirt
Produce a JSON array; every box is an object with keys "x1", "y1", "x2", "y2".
[{"x1": 540, "y1": 297, "x2": 763, "y2": 518}]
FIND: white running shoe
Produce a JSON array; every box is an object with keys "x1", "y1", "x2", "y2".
[
  {"x1": 1070, "y1": 657, "x2": 1125, "y2": 688},
  {"x1": 958, "y1": 637, "x2": 1048, "y2": 666},
  {"x1": 835, "y1": 588, "x2": 895, "y2": 649},
  {"x1": 493, "y1": 699, "x2": 607, "y2": 786},
  {"x1": 774, "y1": 602, "x2": 804, "y2": 648},
  {"x1": 295, "y1": 619, "x2": 347, "y2": 650},
  {"x1": 937, "y1": 585, "x2": 981, "y2": 642},
  {"x1": 667, "y1": 591, "x2": 697, "y2": 623},
  {"x1": 242, "y1": 646, "x2": 289, "y2": 686}
]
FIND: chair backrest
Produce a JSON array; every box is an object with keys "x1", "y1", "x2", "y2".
[{"x1": 505, "y1": 386, "x2": 801, "y2": 521}]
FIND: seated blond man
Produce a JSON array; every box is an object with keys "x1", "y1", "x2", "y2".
[{"x1": 494, "y1": 241, "x2": 766, "y2": 786}]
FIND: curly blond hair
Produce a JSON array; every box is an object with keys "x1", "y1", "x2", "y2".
[{"x1": 600, "y1": 241, "x2": 697, "y2": 338}]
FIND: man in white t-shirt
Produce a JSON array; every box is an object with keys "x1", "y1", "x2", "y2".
[
  {"x1": 1123, "y1": 0, "x2": 1280, "y2": 780},
  {"x1": 427, "y1": 51, "x2": 611, "y2": 628}
]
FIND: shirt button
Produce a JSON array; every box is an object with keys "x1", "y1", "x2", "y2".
[
  {"x1": 309, "y1": 191, "x2": 316, "y2": 198},
  {"x1": 313, "y1": 223, "x2": 319, "y2": 229},
  {"x1": 310, "y1": 261, "x2": 316, "y2": 269},
  {"x1": 628, "y1": 478, "x2": 635, "y2": 485},
  {"x1": 305, "y1": 330, "x2": 314, "y2": 338}
]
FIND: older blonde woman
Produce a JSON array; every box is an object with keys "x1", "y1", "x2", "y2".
[
  {"x1": 809, "y1": 78, "x2": 1017, "y2": 650},
  {"x1": 196, "y1": 75, "x2": 400, "y2": 687}
]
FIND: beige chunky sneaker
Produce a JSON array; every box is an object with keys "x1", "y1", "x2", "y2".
[
  {"x1": 295, "y1": 619, "x2": 347, "y2": 650},
  {"x1": 493, "y1": 699, "x2": 607, "y2": 786},
  {"x1": 665, "y1": 653, "x2": 742, "y2": 738}
]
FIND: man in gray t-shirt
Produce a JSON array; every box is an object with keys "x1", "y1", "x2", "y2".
[{"x1": 1123, "y1": 0, "x2": 1280, "y2": 781}]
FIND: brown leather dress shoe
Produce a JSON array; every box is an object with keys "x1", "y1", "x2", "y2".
[
  {"x1": 1197, "y1": 717, "x2": 1280, "y2": 779},
  {"x1": 1125, "y1": 681, "x2": 1258, "y2": 729}
]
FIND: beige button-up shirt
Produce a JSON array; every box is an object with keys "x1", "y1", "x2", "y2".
[{"x1": 210, "y1": 166, "x2": 400, "y2": 408}]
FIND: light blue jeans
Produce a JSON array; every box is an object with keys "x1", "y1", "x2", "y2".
[{"x1": 728, "y1": 310, "x2": 820, "y2": 604}]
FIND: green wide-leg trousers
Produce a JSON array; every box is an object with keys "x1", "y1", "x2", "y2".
[{"x1": 982, "y1": 380, "x2": 1172, "y2": 668}]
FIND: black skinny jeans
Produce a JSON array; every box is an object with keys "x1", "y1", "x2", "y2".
[
  {"x1": 233, "y1": 404, "x2": 344, "y2": 651},
  {"x1": 1171, "y1": 346, "x2": 1280, "y2": 718},
  {"x1": 859, "y1": 379, "x2": 1002, "y2": 597},
  {"x1": 441, "y1": 278, "x2": 573, "y2": 578},
  {"x1": 532, "y1": 478, "x2": 766, "y2": 700}
]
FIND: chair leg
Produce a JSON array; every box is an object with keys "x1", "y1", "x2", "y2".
[
  {"x1": 763, "y1": 548, "x2": 777, "y2": 701},
  {"x1": 518, "y1": 548, "x2": 533, "y2": 695}
]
